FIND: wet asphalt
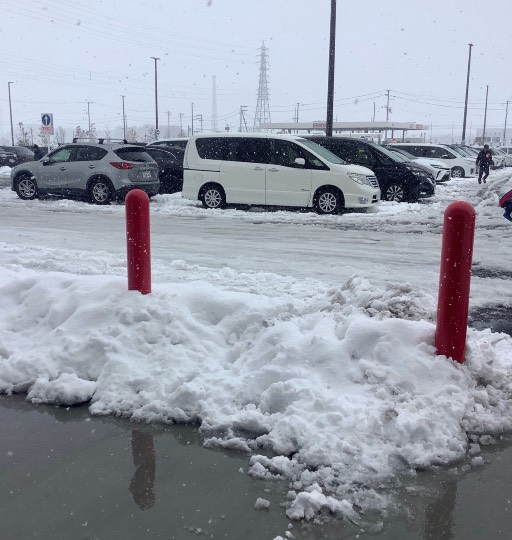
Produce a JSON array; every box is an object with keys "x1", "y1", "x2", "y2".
[{"x1": 1, "y1": 309, "x2": 511, "y2": 540}]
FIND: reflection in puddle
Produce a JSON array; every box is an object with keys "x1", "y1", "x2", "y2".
[{"x1": 129, "y1": 429, "x2": 156, "y2": 510}]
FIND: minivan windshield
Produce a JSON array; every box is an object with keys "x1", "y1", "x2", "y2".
[{"x1": 297, "y1": 139, "x2": 347, "y2": 164}]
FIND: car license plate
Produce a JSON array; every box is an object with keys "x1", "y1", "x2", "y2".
[
  {"x1": 142, "y1": 170, "x2": 151, "y2": 179},
  {"x1": 9, "y1": 159, "x2": 15, "y2": 163}
]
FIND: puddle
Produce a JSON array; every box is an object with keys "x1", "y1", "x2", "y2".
[{"x1": 469, "y1": 305, "x2": 512, "y2": 336}]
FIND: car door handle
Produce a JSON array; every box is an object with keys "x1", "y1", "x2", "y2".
[
  {"x1": 268, "y1": 168, "x2": 279, "y2": 172},
  {"x1": 88, "y1": 165, "x2": 96, "y2": 169},
  {"x1": 253, "y1": 166, "x2": 264, "y2": 171},
  {"x1": 59, "y1": 167, "x2": 67, "y2": 171}
]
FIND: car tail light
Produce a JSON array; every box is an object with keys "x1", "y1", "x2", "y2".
[{"x1": 110, "y1": 161, "x2": 135, "y2": 170}]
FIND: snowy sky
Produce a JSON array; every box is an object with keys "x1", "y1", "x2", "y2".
[
  {"x1": 1, "y1": 0, "x2": 511, "y2": 141},
  {"x1": 1, "y1": 164, "x2": 512, "y2": 528}
]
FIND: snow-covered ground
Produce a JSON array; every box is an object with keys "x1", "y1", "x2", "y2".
[{"x1": 1, "y1": 165, "x2": 512, "y2": 527}]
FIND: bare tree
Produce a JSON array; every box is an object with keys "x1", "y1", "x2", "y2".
[
  {"x1": 55, "y1": 126, "x2": 66, "y2": 144},
  {"x1": 126, "y1": 127, "x2": 138, "y2": 143},
  {"x1": 104, "y1": 125, "x2": 112, "y2": 142},
  {"x1": 74, "y1": 126, "x2": 87, "y2": 140},
  {"x1": 16, "y1": 123, "x2": 31, "y2": 146}
]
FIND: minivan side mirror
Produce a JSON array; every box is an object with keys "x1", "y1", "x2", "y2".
[
  {"x1": 294, "y1": 157, "x2": 306, "y2": 167},
  {"x1": 42, "y1": 158, "x2": 51, "y2": 166}
]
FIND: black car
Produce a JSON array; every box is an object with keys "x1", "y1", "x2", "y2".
[
  {"x1": 143, "y1": 146, "x2": 184, "y2": 193},
  {"x1": 304, "y1": 137, "x2": 436, "y2": 202},
  {"x1": 0, "y1": 145, "x2": 34, "y2": 167}
]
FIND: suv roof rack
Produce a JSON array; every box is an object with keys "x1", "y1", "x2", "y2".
[{"x1": 72, "y1": 137, "x2": 128, "y2": 144}]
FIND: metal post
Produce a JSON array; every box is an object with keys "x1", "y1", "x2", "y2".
[
  {"x1": 126, "y1": 189, "x2": 151, "y2": 295},
  {"x1": 325, "y1": 0, "x2": 336, "y2": 137},
  {"x1": 151, "y1": 57, "x2": 160, "y2": 137},
  {"x1": 8, "y1": 82, "x2": 14, "y2": 146},
  {"x1": 121, "y1": 95, "x2": 126, "y2": 139},
  {"x1": 436, "y1": 201, "x2": 476, "y2": 364},
  {"x1": 87, "y1": 101, "x2": 91, "y2": 134},
  {"x1": 503, "y1": 100, "x2": 509, "y2": 145},
  {"x1": 482, "y1": 85, "x2": 489, "y2": 144},
  {"x1": 461, "y1": 43, "x2": 473, "y2": 145},
  {"x1": 191, "y1": 103, "x2": 194, "y2": 135}
]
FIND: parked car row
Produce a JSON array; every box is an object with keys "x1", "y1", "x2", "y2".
[
  {"x1": 8, "y1": 133, "x2": 505, "y2": 212},
  {"x1": 0, "y1": 145, "x2": 35, "y2": 167}
]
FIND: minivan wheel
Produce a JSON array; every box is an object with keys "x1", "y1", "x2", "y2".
[
  {"x1": 88, "y1": 178, "x2": 113, "y2": 204},
  {"x1": 201, "y1": 185, "x2": 226, "y2": 209},
  {"x1": 384, "y1": 184, "x2": 406, "y2": 202},
  {"x1": 451, "y1": 166, "x2": 464, "y2": 178},
  {"x1": 15, "y1": 174, "x2": 38, "y2": 200},
  {"x1": 315, "y1": 187, "x2": 342, "y2": 214}
]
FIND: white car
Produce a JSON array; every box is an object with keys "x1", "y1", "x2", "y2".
[
  {"x1": 182, "y1": 133, "x2": 381, "y2": 214},
  {"x1": 386, "y1": 146, "x2": 451, "y2": 182},
  {"x1": 493, "y1": 147, "x2": 512, "y2": 167},
  {"x1": 388, "y1": 143, "x2": 476, "y2": 178}
]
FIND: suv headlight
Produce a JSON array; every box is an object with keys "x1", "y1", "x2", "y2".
[{"x1": 348, "y1": 173, "x2": 370, "y2": 185}]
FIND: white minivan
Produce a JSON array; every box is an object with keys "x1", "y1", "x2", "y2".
[{"x1": 182, "y1": 133, "x2": 380, "y2": 214}]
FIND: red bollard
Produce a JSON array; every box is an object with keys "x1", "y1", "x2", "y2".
[
  {"x1": 126, "y1": 189, "x2": 151, "y2": 295},
  {"x1": 435, "y1": 201, "x2": 476, "y2": 363}
]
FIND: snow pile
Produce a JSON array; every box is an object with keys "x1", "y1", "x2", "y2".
[{"x1": 1, "y1": 265, "x2": 511, "y2": 521}]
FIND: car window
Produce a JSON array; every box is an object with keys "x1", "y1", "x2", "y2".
[
  {"x1": 298, "y1": 139, "x2": 345, "y2": 164},
  {"x1": 271, "y1": 140, "x2": 309, "y2": 167},
  {"x1": 48, "y1": 147, "x2": 73, "y2": 163},
  {"x1": 114, "y1": 147, "x2": 154, "y2": 162},
  {"x1": 428, "y1": 147, "x2": 454, "y2": 159},
  {"x1": 224, "y1": 138, "x2": 270, "y2": 164},
  {"x1": 196, "y1": 138, "x2": 225, "y2": 160},
  {"x1": 72, "y1": 146, "x2": 108, "y2": 162}
]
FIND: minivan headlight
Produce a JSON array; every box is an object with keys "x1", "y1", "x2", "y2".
[{"x1": 348, "y1": 173, "x2": 369, "y2": 185}]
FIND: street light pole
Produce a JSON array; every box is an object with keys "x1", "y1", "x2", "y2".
[
  {"x1": 503, "y1": 100, "x2": 510, "y2": 145},
  {"x1": 8, "y1": 81, "x2": 14, "y2": 145},
  {"x1": 325, "y1": 0, "x2": 336, "y2": 137},
  {"x1": 121, "y1": 95, "x2": 126, "y2": 139},
  {"x1": 461, "y1": 43, "x2": 473, "y2": 145},
  {"x1": 150, "y1": 57, "x2": 160, "y2": 138},
  {"x1": 482, "y1": 85, "x2": 489, "y2": 144}
]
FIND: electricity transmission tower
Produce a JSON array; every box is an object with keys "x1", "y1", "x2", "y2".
[{"x1": 253, "y1": 42, "x2": 271, "y2": 131}]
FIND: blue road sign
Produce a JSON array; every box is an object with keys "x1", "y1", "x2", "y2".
[{"x1": 42, "y1": 114, "x2": 52, "y2": 126}]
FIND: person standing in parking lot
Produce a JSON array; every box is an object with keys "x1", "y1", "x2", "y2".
[
  {"x1": 476, "y1": 144, "x2": 493, "y2": 184},
  {"x1": 32, "y1": 144, "x2": 44, "y2": 160}
]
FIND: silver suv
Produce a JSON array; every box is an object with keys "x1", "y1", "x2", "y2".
[{"x1": 11, "y1": 139, "x2": 159, "y2": 204}]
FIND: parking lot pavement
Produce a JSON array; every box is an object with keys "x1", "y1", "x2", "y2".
[{"x1": 2, "y1": 394, "x2": 512, "y2": 540}]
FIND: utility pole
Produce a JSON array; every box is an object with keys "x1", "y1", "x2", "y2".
[
  {"x1": 503, "y1": 100, "x2": 510, "y2": 145},
  {"x1": 482, "y1": 85, "x2": 489, "y2": 144},
  {"x1": 166, "y1": 110, "x2": 171, "y2": 137},
  {"x1": 372, "y1": 102, "x2": 376, "y2": 122},
  {"x1": 150, "y1": 57, "x2": 160, "y2": 138},
  {"x1": 86, "y1": 101, "x2": 93, "y2": 134},
  {"x1": 239, "y1": 106, "x2": 248, "y2": 132},
  {"x1": 325, "y1": 0, "x2": 336, "y2": 137},
  {"x1": 179, "y1": 113, "x2": 184, "y2": 137},
  {"x1": 8, "y1": 81, "x2": 14, "y2": 145},
  {"x1": 191, "y1": 103, "x2": 194, "y2": 135},
  {"x1": 121, "y1": 95, "x2": 126, "y2": 139},
  {"x1": 461, "y1": 43, "x2": 473, "y2": 145}
]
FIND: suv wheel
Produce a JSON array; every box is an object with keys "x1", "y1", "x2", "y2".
[
  {"x1": 451, "y1": 166, "x2": 464, "y2": 178},
  {"x1": 201, "y1": 184, "x2": 226, "y2": 209},
  {"x1": 89, "y1": 178, "x2": 113, "y2": 205},
  {"x1": 384, "y1": 184, "x2": 406, "y2": 202},
  {"x1": 315, "y1": 187, "x2": 342, "y2": 214},
  {"x1": 15, "y1": 174, "x2": 38, "y2": 200}
]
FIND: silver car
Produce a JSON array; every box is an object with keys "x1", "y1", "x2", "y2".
[{"x1": 10, "y1": 140, "x2": 159, "y2": 204}]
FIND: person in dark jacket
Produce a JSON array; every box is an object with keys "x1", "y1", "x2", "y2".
[
  {"x1": 476, "y1": 144, "x2": 493, "y2": 184},
  {"x1": 32, "y1": 144, "x2": 44, "y2": 160}
]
